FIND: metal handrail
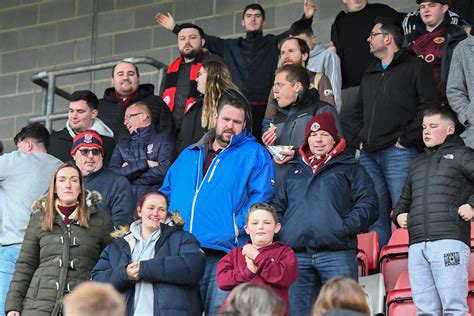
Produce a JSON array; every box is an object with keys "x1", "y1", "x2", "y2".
[{"x1": 29, "y1": 56, "x2": 168, "y2": 131}]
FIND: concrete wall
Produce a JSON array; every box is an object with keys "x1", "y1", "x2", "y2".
[{"x1": 0, "y1": 0, "x2": 417, "y2": 152}]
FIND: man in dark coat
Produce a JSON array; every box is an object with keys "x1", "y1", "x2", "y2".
[
  {"x1": 271, "y1": 112, "x2": 378, "y2": 315},
  {"x1": 48, "y1": 90, "x2": 115, "y2": 166},
  {"x1": 394, "y1": 106, "x2": 474, "y2": 315},
  {"x1": 98, "y1": 61, "x2": 176, "y2": 142}
]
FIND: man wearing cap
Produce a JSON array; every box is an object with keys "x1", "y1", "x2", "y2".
[
  {"x1": 48, "y1": 90, "x2": 115, "y2": 166},
  {"x1": 161, "y1": 23, "x2": 221, "y2": 133},
  {"x1": 109, "y1": 102, "x2": 176, "y2": 200},
  {"x1": 71, "y1": 130, "x2": 135, "y2": 227},
  {"x1": 98, "y1": 61, "x2": 175, "y2": 142},
  {"x1": 271, "y1": 112, "x2": 378, "y2": 315},
  {"x1": 404, "y1": 0, "x2": 467, "y2": 104}
]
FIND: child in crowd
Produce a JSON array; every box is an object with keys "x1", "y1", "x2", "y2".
[{"x1": 217, "y1": 202, "x2": 297, "y2": 314}]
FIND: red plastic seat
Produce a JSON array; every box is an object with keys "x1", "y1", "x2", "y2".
[
  {"x1": 357, "y1": 250, "x2": 368, "y2": 276},
  {"x1": 386, "y1": 287, "x2": 416, "y2": 316},
  {"x1": 380, "y1": 229, "x2": 409, "y2": 292},
  {"x1": 393, "y1": 270, "x2": 410, "y2": 290},
  {"x1": 357, "y1": 231, "x2": 379, "y2": 272},
  {"x1": 468, "y1": 280, "x2": 474, "y2": 314}
]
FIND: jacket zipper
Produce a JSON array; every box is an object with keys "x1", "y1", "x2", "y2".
[
  {"x1": 366, "y1": 72, "x2": 385, "y2": 146},
  {"x1": 422, "y1": 153, "x2": 434, "y2": 240}
]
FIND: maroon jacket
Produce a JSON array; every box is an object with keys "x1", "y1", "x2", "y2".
[{"x1": 217, "y1": 241, "x2": 297, "y2": 314}]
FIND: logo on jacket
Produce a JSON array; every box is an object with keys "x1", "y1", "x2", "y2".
[
  {"x1": 433, "y1": 37, "x2": 445, "y2": 45},
  {"x1": 310, "y1": 122, "x2": 320, "y2": 132},
  {"x1": 270, "y1": 178, "x2": 275, "y2": 186},
  {"x1": 147, "y1": 144, "x2": 154, "y2": 154},
  {"x1": 323, "y1": 89, "x2": 333, "y2": 96},
  {"x1": 163, "y1": 95, "x2": 170, "y2": 105},
  {"x1": 443, "y1": 154, "x2": 454, "y2": 160}
]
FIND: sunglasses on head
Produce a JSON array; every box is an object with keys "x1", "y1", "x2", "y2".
[{"x1": 78, "y1": 148, "x2": 101, "y2": 156}]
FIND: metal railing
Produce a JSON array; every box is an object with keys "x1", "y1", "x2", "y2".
[{"x1": 29, "y1": 56, "x2": 168, "y2": 131}]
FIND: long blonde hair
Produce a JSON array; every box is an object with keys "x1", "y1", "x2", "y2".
[
  {"x1": 201, "y1": 60, "x2": 241, "y2": 129},
  {"x1": 42, "y1": 162, "x2": 89, "y2": 231},
  {"x1": 312, "y1": 278, "x2": 370, "y2": 316}
]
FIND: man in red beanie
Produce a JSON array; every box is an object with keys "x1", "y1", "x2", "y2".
[
  {"x1": 270, "y1": 112, "x2": 378, "y2": 315},
  {"x1": 71, "y1": 130, "x2": 135, "y2": 228}
]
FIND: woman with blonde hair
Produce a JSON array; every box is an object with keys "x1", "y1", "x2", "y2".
[
  {"x1": 177, "y1": 60, "x2": 244, "y2": 152},
  {"x1": 5, "y1": 162, "x2": 114, "y2": 316},
  {"x1": 312, "y1": 277, "x2": 370, "y2": 316}
]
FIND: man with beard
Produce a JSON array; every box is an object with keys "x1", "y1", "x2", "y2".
[
  {"x1": 161, "y1": 91, "x2": 275, "y2": 315},
  {"x1": 98, "y1": 61, "x2": 175, "y2": 142},
  {"x1": 161, "y1": 23, "x2": 221, "y2": 132}
]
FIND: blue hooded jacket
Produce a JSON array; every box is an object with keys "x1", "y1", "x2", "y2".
[{"x1": 161, "y1": 129, "x2": 275, "y2": 252}]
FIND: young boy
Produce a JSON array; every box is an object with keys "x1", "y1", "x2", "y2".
[
  {"x1": 216, "y1": 203, "x2": 297, "y2": 315},
  {"x1": 394, "y1": 106, "x2": 474, "y2": 315}
]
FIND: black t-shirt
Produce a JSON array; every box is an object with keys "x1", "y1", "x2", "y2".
[{"x1": 331, "y1": 4, "x2": 403, "y2": 89}]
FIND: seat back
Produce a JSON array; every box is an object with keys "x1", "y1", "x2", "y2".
[
  {"x1": 386, "y1": 288, "x2": 416, "y2": 316},
  {"x1": 357, "y1": 231, "x2": 379, "y2": 271},
  {"x1": 380, "y1": 244, "x2": 408, "y2": 292}
]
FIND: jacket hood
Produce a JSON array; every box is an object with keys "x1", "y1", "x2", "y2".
[
  {"x1": 66, "y1": 118, "x2": 114, "y2": 138},
  {"x1": 309, "y1": 43, "x2": 326, "y2": 59},
  {"x1": 103, "y1": 83, "x2": 156, "y2": 102},
  {"x1": 31, "y1": 190, "x2": 102, "y2": 214}
]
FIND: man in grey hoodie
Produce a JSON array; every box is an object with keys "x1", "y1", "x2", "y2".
[
  {"x1": 48, "y1": 90, "x2": 116, "y2": 166},
  {"x1": 0, "y1": 123, "x2": 61, "y2": 312}
]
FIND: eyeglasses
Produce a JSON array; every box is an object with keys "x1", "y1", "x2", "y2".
[
  {"x1": 369, "y1": 32, "x2": 388, "y2": 39},
  {"x1": 124, "y1": 112, "x2": 143, "y2": 121},
  {"x1": 78, "y1": 148, "x2": 101, "y2": 156}
]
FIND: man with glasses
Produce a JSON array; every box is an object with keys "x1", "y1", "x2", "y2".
[
  {"x1": 109, "y1": 102, "x2": 176, "y2": 200},
  {"x1": 71, "y1": 130, "x2": 135, "y2": 228},
  {"x1": 352, "y1": 17, "x2": 439, "y2": 247},
  {"x1": 48, "y1": 90, "x2": 115, "y2": 166}
]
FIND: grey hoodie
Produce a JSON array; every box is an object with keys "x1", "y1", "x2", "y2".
[{"x1": 307, "y1": 43, "x2": 342, "y2": 112}]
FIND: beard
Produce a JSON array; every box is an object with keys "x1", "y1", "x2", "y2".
[
  {"x1": 180, "y1": 47, "x2": 201, "y2": 60},
  {"x1": 215, "y1": 129, "x2": 234, "y2": 147}
]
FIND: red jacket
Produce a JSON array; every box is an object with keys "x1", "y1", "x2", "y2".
[{"x1": 217, "y1": 241, "x2": 298, "y2": 314}]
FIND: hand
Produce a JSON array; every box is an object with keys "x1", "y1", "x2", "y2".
[
  {"x1": 122, "y1": 162, "x2": 129, "y2": 167},
  {"x1": 303, "y1": 0, "x2": 316, "y2": 19},
  {"x1": 126, "y1": 262, "x2": 140, "y2": 281},
  {"x1": 245, "y1": 256, "x2": 257, "y2": 274},
  {"x1": 458, "y1": 204, "x2": 474, "y2": 221},
  {"x1": 395, "y1": 141, "x2": 406, "y2": 149},
  {"x1": 242, "y1": 244, "x2": 260, "y2": 260},
  {"x1": 327, "y1": 41, "x2": 337, "y2": 53},
  {"x1": 274, "y1": 149, "x2": 295, "y2": 165},
  {"x1": 155, "y1": 12, "x2": 175, "y2": 30},
  {"x1": 262, "y1": 130, "x2": 277, "y2": 146},
  {"x1": 147, "y1": 160, "x2": 159, "y2": 168},
  {"x1": 359, "y1": 142, "x2": 364, "y2": 150},
  {"x1": 397, "y1": 213, "x2": 408, "y2": 229},
  {"x1": 7, "y1": 312, "x2": 21, "y2": 316}
]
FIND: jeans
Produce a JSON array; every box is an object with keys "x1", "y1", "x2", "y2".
[
  {"x1": 409, "y1": 240, "x2": 470, "y2": 316},
  {"x1": 289, "y1": 249, "x2": 358, "y2": 316},
  {"x1": 0, "y1": 244, "x2": 21, "y2": 313},
  {"x1": 360, "y1": 146, "x2": 416, "y2": 248},
  {"x1": 200, "y1": 251, "x2": 229, "y2": 315}
]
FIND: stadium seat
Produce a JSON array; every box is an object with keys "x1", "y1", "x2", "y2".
[
  {"x1": 357, "y1": 250, "x2": 368, "y2": 277},
  {"x1": 386, "y1": 287, "x2": 416, "y2": 316},
  {"x1": 380, "y1": 229, "x2": 409, "y2": 292},
  {"x1": 393, "y1": 270, "x2": 410, "y2": 290},
  {"x1": 468, "y1": 280, "x2": 474, "y2": 314},
  {"x1": 358, "y1": 231, "x2": 379, "y2": 272}
]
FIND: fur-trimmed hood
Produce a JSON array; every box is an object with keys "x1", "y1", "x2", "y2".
[{"x1": 31, "y1": 190, "x2": 102, "y2": 214}]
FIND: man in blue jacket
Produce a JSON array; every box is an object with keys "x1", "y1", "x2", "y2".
[
  {"x1": 161, "y1": 91, "x2": 275, "y2": 315},
  {"x1": 271, "y1": 112, "x2": 378, "y2": 316}
]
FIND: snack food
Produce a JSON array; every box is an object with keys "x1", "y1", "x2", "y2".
[{"x1": 269, "y1": 123, "x2": 277, "y2": 133}]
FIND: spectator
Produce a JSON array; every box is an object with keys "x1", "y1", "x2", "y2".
[
  {"x1": 161, "y1": 23, "x2": 222, "y2": 131},
  {"x1": 49, "y1": 90, "x2": 115, "y2": 166},
  {"x1": 161, "y1": 91, "x2": 275, "y2": 315},
  {"x1": 217, "y1": 203, "x2": 297, "y2": 314},
  {"x1": 331, "y1": 0, "x2": 404, "y2": 147},
  {"x1": 352, "y1": 17, "x2": 439, "y2": 247},
  {"x1": 447, "y1": 32, "x2": 474, "y2": 148},
  {"x1": 312, "y1": 278, "x2": 370, "y2": 316},
  {"x1": 289, "y1": 20, "x2": 342, "y2": 111},
  {"x1": 0, "y1": 123, "x2": 61, "y2": 313},
  {"x1": 109, "y1": 102, "x2": 176, "y2": 200},
  {"x1": 220, "y1": 283, "x2": 285, "y2": 316},
  {"x1": 62, "y1": 282, "x2": 125, "y2": 316},
  {"x1": 271, "y1": 112, "x2": 377, "y2": 315},
  {"x1": 156, "y1": 1, "x2": 316, "y2": 141},
  {"x1": 4, "y1": 162, "x2": 113, "y2": 316},
  {"x1": 92, "y1": 190, "x2": 205, "y2": 316},
  {"x1": 404, "y1": 0, "x2": 467, "y2": 104},
  {"x1": 177, "y1": 60, "x2": 240, "y2": 153},
  {"x1": 393, "y1": 106, "x2": 474, "y2": 315},
  {"x1": 71, "y1": 130, "x2": 135, "y2": 227},
  {"x1": 98, "y1": 61, "x2": 175, "y2": 142},
  {"x1": 262, "y1": 64, "x2": 340, "y2": 181}
]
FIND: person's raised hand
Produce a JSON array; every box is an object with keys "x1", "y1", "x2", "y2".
[{"x1": 155, "y1": 12, "x2": 175, "y2": 31}]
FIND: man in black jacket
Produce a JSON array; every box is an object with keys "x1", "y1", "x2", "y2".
[
  {"x1": 156, "y1": 1, "x2": 316, "y2": 141},
  {"x1": 393, "y1": 106, "x2": 474, "y2": 315},
  {"x1": 352, "y1": 18, "x2": 439, "y2": 248},
  {"x1": 98, "y1": 61, "x2": 176, "y2": 142}
]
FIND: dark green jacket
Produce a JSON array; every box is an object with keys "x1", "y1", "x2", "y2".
[{"x1": 5, "y1": 191, "x2": 114, "y2": 316}]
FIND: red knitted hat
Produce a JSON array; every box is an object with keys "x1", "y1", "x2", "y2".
[
  {"x1": 304, "y1": 112, "x2": 339, "y2": 142},
  {"x1": 70, "y1": 130, "x2": 104, "y2": 157}
]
